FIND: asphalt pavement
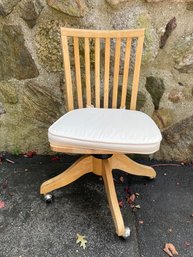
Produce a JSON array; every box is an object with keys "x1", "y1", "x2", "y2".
[{"x1": 0, "y1": 154, "x2": 193, "y2": 257}]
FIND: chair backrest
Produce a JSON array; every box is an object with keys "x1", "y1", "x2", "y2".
[{"x1": 60, "y1": 27, "x2": 144, "y2": 112}]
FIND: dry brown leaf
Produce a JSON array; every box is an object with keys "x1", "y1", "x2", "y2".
[
  {"x1": 163, "y1": 243, "x2": 179, "y2": 257},
  {"x1": 184, "y1": 241, "x2": 190, "y2": 247},
  {"x1": 119, "y1": 176, "x2": 124, "y2": 183},
  {"x1": 127, "y1": 193, "x2": 135, "y2": 204}
]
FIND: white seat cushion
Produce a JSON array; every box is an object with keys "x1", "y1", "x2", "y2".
[{"x1": 48, "y1": 108, "x2": 162, "y2": 154}]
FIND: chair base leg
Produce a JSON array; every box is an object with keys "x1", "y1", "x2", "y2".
[
  {"x1": 102, "y1": 158, "x2": 125, "y2": 236},
  {"x1": 112, "y1": 154, "x2": 156, "y2": 179},
  {"x1": 40, "y1": 153, "x2": 156, "y2": 236},
  {"x1": 40, "y1": 155, "x2": 92, "y2": 195}
]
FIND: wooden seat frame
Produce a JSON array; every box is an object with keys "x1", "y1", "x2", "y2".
[{"x1": 40, "y1": 28, "x2": 157, "y2": 237}]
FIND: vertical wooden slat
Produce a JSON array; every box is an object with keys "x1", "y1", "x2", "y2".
[
  {"x1": 61, "y1": 35, "x2": 74, "y2": 111},
  {"x1": 95, "y1": 37, "x2": 100, "y2": 108},
  {"x1": 74, "y1": 37, "x2": 83, "y2": 108},
  {"x1": 112, "y1": 38, "x2": 121, "y2": 108},
  {"x1": 104, "y1": 38, "x2": 110, "y2": 108},
  {"x1": 130, "y1": 36, "x2": 144, "y2": 110},
  {"x1": 120, "y1": 38, "x2": 131, "y2": 108},
  {"x1": 84, "y1": 38, "x2": 91, "y2": 106}
]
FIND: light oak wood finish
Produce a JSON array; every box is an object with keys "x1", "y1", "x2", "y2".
[
  {"x1": 121, "y1": 38, "x2": 131, "y2": 108},
  {"x1": 112, "y1": 154, "x2": 156, "y2": 179},
  {"x1": 61, "y1": 27, "x2": 145, "y2": 111},
  {"x1": 84, "y1": 38, "x2": 91, "y2": 106},
  {"x1": 95, "y1": 37, "x2": 100, "y2": 107},
  {"x1": 40, "y1": 28, "x2": 157, "y2": 237},
  {"x1": 74, "y1": 37, "x2": 83, "y2": 108},
  {"x1": 40, "y1": 154, "x2": 155, "y2": 236},
  {"x1": 130, "y1": 36, "x2": 144, "y2": 110},
  {"x1": 61, "y1": 27, "x2": 145, "y2": 38},
  {"x1": 104, "y1": 38, "x2": 110, "y2": 108},
  {"x1": 102, "y1": 159, "x2": 125, "y2": 236},
  {"x1": 112, "y1": 38, "x2": 121, "y2": 108},
  {"x1": 40, "y1": 155, "x2": 92, "y2": 195},
  {"x1": 61, "y1": 35, "x2": 74, "y2": 111}
]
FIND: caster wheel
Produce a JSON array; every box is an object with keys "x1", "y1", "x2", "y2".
[
  {"x1": 43, "y1": 194, "x2": 53, "y2": 203},
  {"x1": 122, "y1": 227, "x2": 131, "y2": 239}
]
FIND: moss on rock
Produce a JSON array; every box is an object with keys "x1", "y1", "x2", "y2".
[
  {"x1": 152, "y1": 108, "x2": 174, "y2": 129},
  {"x1": 0, "y1": 81, "x2": 18, "y2": 104},
  {"x1": 136, "y1": 13, "x2": 159, "y2": 65},
  {"x1": 172, "y1": 33, "x2": 193, "y2": 73},
  {"x1": 35, "y1": 20, "x2": 65, "y2": 72}
]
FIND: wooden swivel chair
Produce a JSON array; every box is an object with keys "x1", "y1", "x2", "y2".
[{"x1": 40, "y1": 28, "x2": 162, "y2": 238}]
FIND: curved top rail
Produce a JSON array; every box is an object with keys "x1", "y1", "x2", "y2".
[{"x1": 60, "y1": 27, "x2": 145, "y2": 38}]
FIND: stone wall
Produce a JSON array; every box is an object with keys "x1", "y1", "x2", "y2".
[{"x1": 0, "y1": 0, "x2": 193, "y2": 161}]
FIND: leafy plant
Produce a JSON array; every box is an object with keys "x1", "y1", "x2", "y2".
[{"x1": 12, "y1": 146, "x2": 21, "y2": 156}]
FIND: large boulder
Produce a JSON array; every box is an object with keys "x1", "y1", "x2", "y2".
[
  {"x1": 47, "y1": 0, "x2": 86, "y2": 17},
  {"x1": 172, "y1": 32, "x2": 193, "y2": 73},
  {"x1": 0, "y1": 25, "x2": 39, "y2": 81},
  {"x1": 35, "y1": 20, "x2": 64, "y2": 72},
  {"x1": 155, "y1": 114, "x2": 193, "y2": 161},
  {"x1": 22, "y1": 81, "x2": 63, "y2": 124},
  {"x1": 136, "y1": 13, "x2": 159, "y2": 65},
  {"x1": 19, "y1": 0, "x2": 43, "y2": 28},
  {"x1": 0, "y1": 0, "x2": 20, "y2": 16},
  {"x1": 152, "y1": 108, "x2": 175, "y2": 129},
  {"x1": 145, "y1": 76, "x2": 165, "y2": 110}
]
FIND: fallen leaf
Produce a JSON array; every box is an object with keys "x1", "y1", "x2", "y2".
[
  {"x1": 168, "y1": 228, "x2": 172, "y2": 233},
  {"x1": 139, "y1": 220, "x2": 144, "y2": 224},
  {"x1": 163, "y1": 243, "x2": 179, "y2": 257},
  {"x1": 76, "y1": 234, "x2": 87, "y2": 249},
  {"x1": 124, "y1": 187, "x2": 131, "y2": 194},
  {"x1": 126, "y1": 193, "x2": 135, "y2": 204},
  {"x1": 135, "y1": 205, "x2": 141, "y2": 209},
  {"x1": 119, "y1": 176, "x2": 124, "y2": 183},
  {"x1": 0, "y1": 200, "x2": 5, "y2": 209},
  {"x1": 51, "y1": 156, "x2": 60, "y2": 161},
  {"x1": 24, "y1": 151, "x2": 36, "y2": 158}
]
